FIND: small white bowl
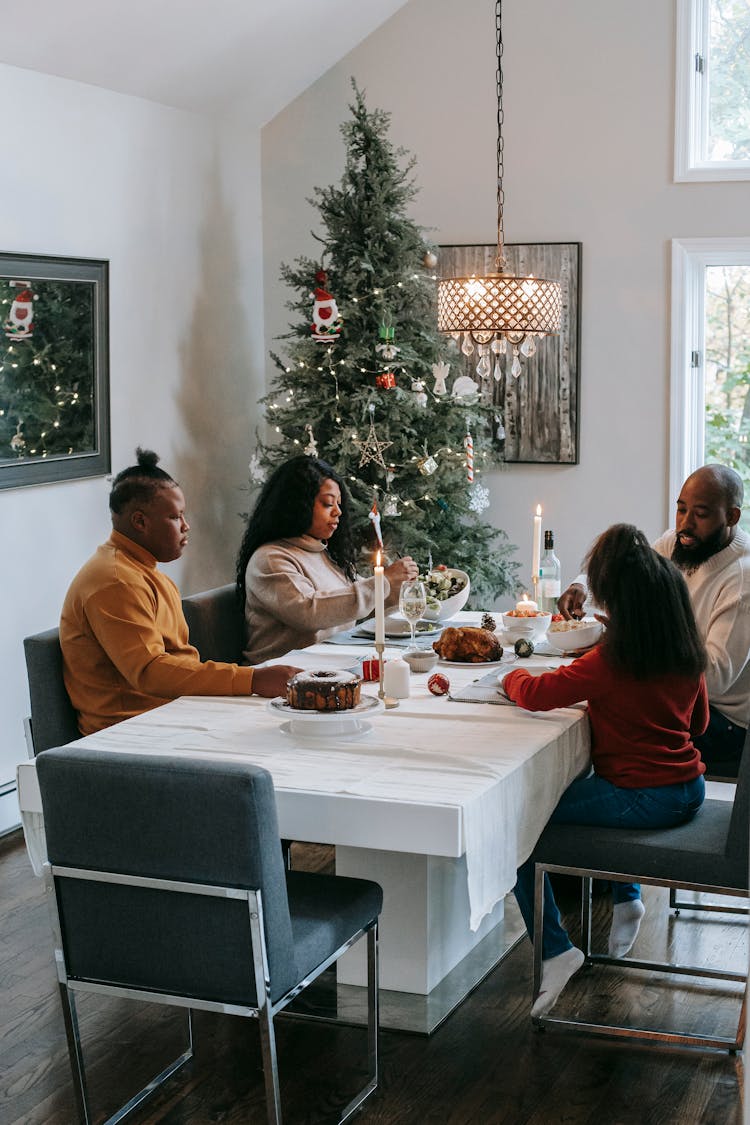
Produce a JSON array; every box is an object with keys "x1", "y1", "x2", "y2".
[
  {"x1": 545, "y1": 618, "x2": 603, "y2": 653},
  {"x1": 421, "y1": 569, "x2": 471, "y2": 622},
  {"x1": 402, "y1": 649, "x2": 439, "y2": 674},
  {"x1": 500, "y1": 610, "x2": 552, "y2": 643}
]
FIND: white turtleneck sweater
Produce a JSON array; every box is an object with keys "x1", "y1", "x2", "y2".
[
  {"x1": 651, "y1": 528, "x2": 750, "y2": 728},
  {"x1": 242, "y1": 535, "x2": 396, "y2": 664}
]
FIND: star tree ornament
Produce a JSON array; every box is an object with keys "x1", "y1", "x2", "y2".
[{"x1": 355, "y1": 403, "x2": 392, "y2": 471}]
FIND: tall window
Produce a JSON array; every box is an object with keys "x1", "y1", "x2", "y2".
[
  {"x1": 675, "y1": 0, "x2": 750, "y2": 181},
  {"x1": 671, "y1": 239, "x2": 750, "y2": 530}
]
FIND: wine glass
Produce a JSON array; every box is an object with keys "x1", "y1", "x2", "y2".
[{"x1": 399, "y1": 579, "x2": 427, "y2": 651}]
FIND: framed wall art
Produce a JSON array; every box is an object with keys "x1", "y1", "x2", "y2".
[
  {"x1": 438, "y1": 242, "x2": 581, "y2": 464},
  {"x1": 0, "y1": 252, "x2": 110, "y2": 490}
]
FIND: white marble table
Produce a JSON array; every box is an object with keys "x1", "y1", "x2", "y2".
[{"x1": 18, "y1": 617, "x2": 590, "y2": 1032}]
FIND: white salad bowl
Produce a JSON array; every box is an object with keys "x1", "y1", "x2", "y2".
[
  {"x1": 421, "y1": 568, "x2": 471, "y2": 622},
  {"x1": 500, "y1": 610, "x2": 552, "y2": 643},
  {"x1": 545, "y1": 618, "x2": 603, "y2": 653}
]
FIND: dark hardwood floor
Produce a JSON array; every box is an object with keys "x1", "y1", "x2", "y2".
[{"x1": 1, "y1": 830, "x2": 746, "y2": 1125}]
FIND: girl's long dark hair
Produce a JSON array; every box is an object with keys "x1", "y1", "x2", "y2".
[
  {"x1": 236, "y1": 456, "x2": 357, "y2": 603},
  {"x1": 585, "y1": 523, "x2": 706, "y2": 679}
]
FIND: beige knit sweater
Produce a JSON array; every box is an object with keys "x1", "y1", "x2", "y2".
[{"x1": 242, "y1": 535, "x2": 396, "y2": 663}]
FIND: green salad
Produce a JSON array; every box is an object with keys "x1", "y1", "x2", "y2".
[{"x1": 420, "y1": 567, "x2": 468, "y2": 611}]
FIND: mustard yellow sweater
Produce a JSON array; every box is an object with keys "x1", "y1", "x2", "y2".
[{"x1": 60, "y1": 531, "x2": 253, "y2": 734}]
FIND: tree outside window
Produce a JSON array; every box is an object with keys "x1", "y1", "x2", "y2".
[{"x1": 704, "y1": 265, "x2": 750, "y2": 530}]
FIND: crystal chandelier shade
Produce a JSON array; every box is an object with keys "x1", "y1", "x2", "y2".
[{"x1": 437, "y1": 0, "x2": 562, "y2": 378}]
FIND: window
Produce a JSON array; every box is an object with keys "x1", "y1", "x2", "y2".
[
  {"x1": 671, "y1": 238, "x2": 750, "y2": 530},
  {"x1": 675, "y1": 0, "x2": 750, "y2": 181}
]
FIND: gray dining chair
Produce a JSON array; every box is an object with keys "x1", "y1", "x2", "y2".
[
  {"x1": 181, "y1": 582, "x2": 245, "y2": 664},
  {"x1": 37, "y1": 746, "x2": 382, "y2": 1125},
  {"x1": 529, "y1": 741, "x2": 750, "y2": 1051},
  {"x1": 23, "y1": 627, "x2": 80, "y2": 756}
]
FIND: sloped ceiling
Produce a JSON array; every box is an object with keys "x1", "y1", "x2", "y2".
[{"x1": 0, "y1": 0, "x2": 410, "y2": 124}]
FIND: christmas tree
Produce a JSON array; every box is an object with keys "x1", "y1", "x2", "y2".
[
  {"x1": 252, "y1": 83, "x2": 519, "y2": 605},
  {"x1": 0, "y1": 277, "x2": 96, "y2": 461}
]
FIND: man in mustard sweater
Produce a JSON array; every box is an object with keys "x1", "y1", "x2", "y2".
[{"x1": 60, "y1": 448, "x2": 299, "y2": 735}]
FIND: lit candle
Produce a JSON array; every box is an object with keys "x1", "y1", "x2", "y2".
[
  {"x1": 516, "y1": 593, "x2": 539, "y2": 613},
  {"x1": 532, "y1": 504, "x2": 542, "y2": 585},
  {"x1": 374, "y1": 550, "x2": 385, "y2": 645}
]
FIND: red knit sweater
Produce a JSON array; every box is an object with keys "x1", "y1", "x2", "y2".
[{"x1": 503, "y1": 646, "x2": 708, "y2": 788}]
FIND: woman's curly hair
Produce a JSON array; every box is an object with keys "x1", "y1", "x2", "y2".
[{"x1": 236, "y1": 456, "x2": 357, "y2": 603}]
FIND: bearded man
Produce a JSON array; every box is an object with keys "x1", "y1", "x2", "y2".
[{"x1": 559, "y1": 465, "x2": 750, "y2": 777}]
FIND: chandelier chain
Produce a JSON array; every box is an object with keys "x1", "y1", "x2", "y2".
[{"x1": 495, "y1": 0, "x2": 506, "y2": 272}]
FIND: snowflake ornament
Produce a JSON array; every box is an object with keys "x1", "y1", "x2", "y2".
[{"x1": 468, "y1": 483, "x2": 490, "y2": 513}]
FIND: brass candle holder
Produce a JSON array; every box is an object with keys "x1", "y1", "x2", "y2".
[{"x1": 374, "y1": 640, "x2": 399, "y2": 709}]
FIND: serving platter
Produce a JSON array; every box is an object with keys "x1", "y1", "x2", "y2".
[{"x1": 268, "y1": 694, "x2": 384, "y2": 740}]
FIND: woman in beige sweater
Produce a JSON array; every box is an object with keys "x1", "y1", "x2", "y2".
[{"x1": 236, "y1": 456, "x2": 417, "y2": 663}]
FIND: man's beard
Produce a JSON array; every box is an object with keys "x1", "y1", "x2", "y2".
[{"x1": 671, "y1": 526, "x2": 729, "y2": 573}]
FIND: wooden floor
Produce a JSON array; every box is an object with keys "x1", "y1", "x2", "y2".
[{"x1": 1, "y1": 829, "x2": 746, "y2": 1125}]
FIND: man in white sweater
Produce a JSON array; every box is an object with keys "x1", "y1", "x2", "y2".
[{"x1": 559, "y1": 465, "x2": 750, "y2": 777}]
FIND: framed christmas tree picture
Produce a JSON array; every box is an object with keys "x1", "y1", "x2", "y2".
[
  {"x1": 0, "y1": 252, "x2": 110, "y2": 490},
  {"x1": 438, "y1": 242, "x2": 581, "y2": 464}
]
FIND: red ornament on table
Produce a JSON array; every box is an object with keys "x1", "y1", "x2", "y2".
[
  {"x1": 376, "y1": 371, "x2": 397, "y2": 389},
  {"x1": 428, "y1": 672, "x2": 450, "y2": 696},
  {"x1": 361, "y1": 656, "x2": 381, "y2": 682}
]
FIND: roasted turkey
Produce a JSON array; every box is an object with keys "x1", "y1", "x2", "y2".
[{"x1": 432, "y1": 626, "x2": 502, "y2": 663}]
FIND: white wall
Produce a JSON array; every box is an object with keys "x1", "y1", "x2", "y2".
[
  {"x1": 0, "y1": 65, "x2": 264, "y2": 830},
  {"x1": 261, "y1": 0, "x2": 750, "y2": 597}
]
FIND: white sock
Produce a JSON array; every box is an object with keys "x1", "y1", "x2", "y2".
[
  {"x1": 608, "y1": 899, "x2": 645, "y2": 958},
  {"x1": 531, "y1": 946, "x2": 585, "y2": 1018}
]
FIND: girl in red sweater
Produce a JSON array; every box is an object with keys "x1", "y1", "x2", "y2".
[{"x1": 503, "y1": 524, "x2": 708, "y2": 1017}]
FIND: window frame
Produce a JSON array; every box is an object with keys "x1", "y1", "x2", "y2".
[
  {"x1": 674, "y1": 0, "x2": 750, "y2": 182},
  {"x1": 670, "y1": 236, "x2": 750, "y2": 509}
]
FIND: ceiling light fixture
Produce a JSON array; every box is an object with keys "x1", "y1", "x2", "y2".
[{"x1": 437, "y1": 0, "x2": 562, "y2": 379}]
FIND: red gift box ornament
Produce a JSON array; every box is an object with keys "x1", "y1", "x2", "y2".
[
  {"x1": 362, "y1": 656, "x2": 381, "y2": 682},
  {"x1": 376, "y1": 370, "x2": 397, "y2": 390}
]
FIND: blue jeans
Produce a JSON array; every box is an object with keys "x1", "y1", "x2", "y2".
[
  {"x1": 513, "y1": 771, "x2": 705, "y2": 959},
  {"x1": 694, "y1": 704, "x2": 746, "y2": 779}
]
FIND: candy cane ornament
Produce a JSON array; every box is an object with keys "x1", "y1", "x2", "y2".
[{"x1": 464, "y1": 430, "x2": 474, "y2": 483}]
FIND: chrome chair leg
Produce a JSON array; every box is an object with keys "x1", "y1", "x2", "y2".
[{"x1": 59, "y1": 984, "x2": 92, "y2": 1125}]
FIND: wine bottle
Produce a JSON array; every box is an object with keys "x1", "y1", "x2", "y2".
[{"x1": 539, "y1": 530, "x2": 561, "y2": 613}]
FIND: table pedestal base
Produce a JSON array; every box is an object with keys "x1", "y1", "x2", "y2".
[
  {"x1": 335, "y1": 846, "x2": 506, "y2": 993},
  {"x1": 286, "y1": 895, "x2": 525, "y2": 1035}
]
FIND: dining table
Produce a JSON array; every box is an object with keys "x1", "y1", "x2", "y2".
[{"x1": 17, "y1": 611, "x2": 591, "y2": 1034}]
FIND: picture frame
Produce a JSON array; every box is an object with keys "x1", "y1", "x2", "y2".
[
  {"x1": 0, "y1": 252, "x2": 110, "y2": 490},
  {"x1": 438, "y1": 242, "x2": 581, "y2": 464}
]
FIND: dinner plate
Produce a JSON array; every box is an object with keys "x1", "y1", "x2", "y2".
[
  {"x1": 438, "y1": 654, "x2": 514, "y2": 669},
  {"x1": 358, "y1": 617, "x2": 441, "y2": 638}
]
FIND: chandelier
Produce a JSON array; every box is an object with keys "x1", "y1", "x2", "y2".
[{"x1": 437, "y1": 0, "x2": 562, "y2": 379}]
